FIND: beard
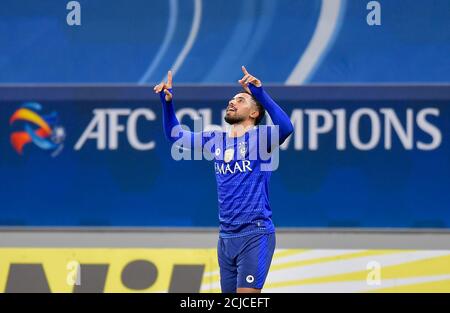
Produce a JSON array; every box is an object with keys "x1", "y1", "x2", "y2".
[{"x1": 224, "y1": 113, "x2": 245, "y2": 125}]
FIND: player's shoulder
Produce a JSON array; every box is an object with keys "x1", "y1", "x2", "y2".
[{"x1": 253, "y1": 124, "x2": 276, "y2": 136}]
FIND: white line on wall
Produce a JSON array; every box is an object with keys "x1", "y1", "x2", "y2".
[
  {"x1": 164, "y1": 0, "x2": 202, "y2": 81},
  {"x1": 286, "y1": 0, "x2": 346, "y2": 85},
  {"x1": 139, "y1": 0, "x2": 178, "y2": 84}
]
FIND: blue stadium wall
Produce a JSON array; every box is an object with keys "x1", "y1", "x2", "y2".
[
  {"x1": 0, "y1": 0, "x2": 449, "y2": 228},
  {"x1": 0, "y1": 0, "x2": 449, "y2": 84},
  {"x1": 0, "y1": 85, "x2": 448, "y2": 228}
]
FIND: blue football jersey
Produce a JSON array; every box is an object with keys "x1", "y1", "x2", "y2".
[
  {"x1": 206, "y1": 126, "x2": 276, "y2": 238},
  {"x1": 160, "y1": 85, "x2": 294, "y2": 239}
]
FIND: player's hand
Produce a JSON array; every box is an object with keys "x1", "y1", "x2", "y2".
[
  {"x1": 153, "y1": 70, "x2": 173, "y2": 102},
  {"x1": 238, "y1": 66, "x2": 262, "y2": 94}
]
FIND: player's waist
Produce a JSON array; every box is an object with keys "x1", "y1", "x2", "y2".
[{"x1": 219, "y1": 221, "x2": 275, "y2": 238}]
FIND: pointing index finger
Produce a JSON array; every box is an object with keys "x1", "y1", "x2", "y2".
[{"x1": 241, "y1": 66, "x2": 249, "y2": 75}]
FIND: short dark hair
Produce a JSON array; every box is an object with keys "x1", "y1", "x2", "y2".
[{"x1": 241, "y1": 90, "x2": 265, "y2": 125}]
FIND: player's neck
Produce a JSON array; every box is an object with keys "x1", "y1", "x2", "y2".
[{"x1": 228, "y1": 121, "x2": 255, "y2": 138}]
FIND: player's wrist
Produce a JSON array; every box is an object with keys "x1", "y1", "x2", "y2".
[
  {"x1": 159, "y1": 90, "x2": 173, "y2": 104},
  {"x1": 248, "y1": 83, "x2": 263, "y2": 96}
]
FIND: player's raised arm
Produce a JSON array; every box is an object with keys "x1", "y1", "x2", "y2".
[
  {"x1": 154, "y1": 71, "x2": 208, "y2": 150},
  {"x1": 154, "y1": 70, "x2": 179, "y2": 142},
  {"x1": 239, "y1": 66, "x2": 293, "y2": 146}
]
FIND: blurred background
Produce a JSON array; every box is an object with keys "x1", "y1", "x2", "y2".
[{"x1": 0, "y1": 0, "x2": 449, "y2": 293}]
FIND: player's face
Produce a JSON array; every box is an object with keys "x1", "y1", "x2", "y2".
[{"x1": 224, "y1": 93, "x2": 255, "y2": 125}]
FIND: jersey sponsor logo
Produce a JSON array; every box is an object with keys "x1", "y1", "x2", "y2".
[
  {"x1": 246, "y1": 275, "x2": 255, "y2": 283},
  {"x1": 224, "y1": 148, "x2": 234, "y2": 163},
  {"x1": 215, "y1": 160, "x2": 252, "y2": 175}
]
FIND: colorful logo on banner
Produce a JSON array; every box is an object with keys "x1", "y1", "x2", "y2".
[{"x1": 9, "y1": 102, "x2": 65, "y2": 157}]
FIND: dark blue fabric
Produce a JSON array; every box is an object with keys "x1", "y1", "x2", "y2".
[{"x1": 218, "y1": 232, "x2": 276, "y2": 292}]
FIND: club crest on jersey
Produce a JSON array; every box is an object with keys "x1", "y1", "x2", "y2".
[
  {"x1": 224, "y1": 148, "x2": 234, "y2": 163},
  {"x1": 238, "y1": 142, "x2": 247, "y2": 158}
]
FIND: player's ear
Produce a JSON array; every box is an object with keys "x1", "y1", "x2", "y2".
[{"x1": 249, "y1": 109, "x2": 259, "y2": 120}]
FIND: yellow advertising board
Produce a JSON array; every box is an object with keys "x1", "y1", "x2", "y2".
[{"x1": 1, "y1": 248, "x2": 450, "y2": 293}]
